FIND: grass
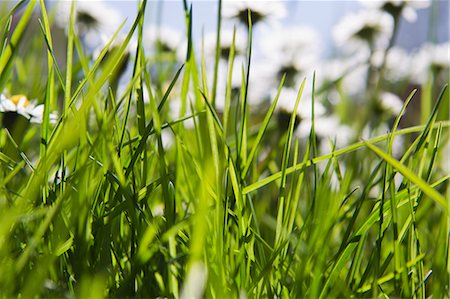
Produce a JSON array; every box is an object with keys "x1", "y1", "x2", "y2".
[{"x1": 0, "y1": 1, "x2": 448, "y2": 298}]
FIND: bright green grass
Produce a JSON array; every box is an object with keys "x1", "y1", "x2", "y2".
[{"x1": 0, "y1": 1, "x2": 448, "y2": 298}]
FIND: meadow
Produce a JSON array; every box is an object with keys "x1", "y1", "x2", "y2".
[{"x1": 0, "y1": 0, "x2": 448, "y2": 298}]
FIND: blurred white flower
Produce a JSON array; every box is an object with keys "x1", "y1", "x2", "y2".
[
  {"x1": 261, "y1": 26, "x2": 320, "y2": 64},
  {"x1": 272, "y1": 85, "x2": 354, "y2": 152},
  {"x1": 317, "y1": 53, "x2": 367, "y2": 84},
  {"x1": 92, "y1": 34, "x2": 136, "y2": 86},
  {"x1": 209, "y1": 59, "x2": 242, "y2": 110},
  {"x1": 93, "y1": 34, "x2": 136, "y2": 61},
  {"x1": 222, "y1": 0, "x2": 287, "y2": 28},
  {"x1": 144, "y1": 25, "x2": 186, "y2": 61},
  {"x1": 440, "y1": 138, "x2": 450, "y2": 173},
  {"x1": 411, "y1": 42, "x2": 450, "y2": 84},
  {"x1": 168, "y1": 93, "x2": 196, "y2": 129},
  {"x1": 333, "y1": 9, "x2": 394, "y2": 51},
  {"x1": 54, "y1": 1, "x2": 125, "y2": 49},
  {"x1": 0, "y1": 94, "x2": 58, "y2": 124},
  {"x1": 361, "y1": 123, "x2": 405, "y2": 158},
  {"x1": 317, "y1": 56, "x2": 369, "y2": 98},
  {"x1": 214, "y1": 58, "x2": 274, "y2": 110},
  {"x1": 203, "y1": 28, "x2": 247, "y2": 61},
  {"x1": 261, "y1": 26, "x2": 321, "y2": 87},
  {"x1": 273, "y1": 87, "x2": 326, "y2": 120},
  {"x1": 372, "y1": 47, "x2": 412, "y2": 83},
  {"x1": 379, "y1": 92, "x2": 404, "y2": 116},
  {"x1": 359, "y1": 0, "x2": 430, "y2": 22},
  {"x1": 161, "y1": 129, "x2": 174, "y2": 149},
  {"x1": 298, "y1": 115, "x2": 354, "y2": 153}
]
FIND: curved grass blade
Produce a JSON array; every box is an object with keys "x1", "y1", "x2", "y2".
[
  {"x1": 243, "y1": 121, "x2": 450, "y2": 194},
  {"x1": 364, "y1": 141, "x2": 448, "y2": 213}
]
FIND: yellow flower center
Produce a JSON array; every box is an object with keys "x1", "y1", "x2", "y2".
[{"x1": 10, "y1": 94, "x2": 29, "y2": 107}]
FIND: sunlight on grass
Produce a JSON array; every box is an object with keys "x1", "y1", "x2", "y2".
[{"x1": 0, "y1": 0, "x2": 448, "y2": 298}]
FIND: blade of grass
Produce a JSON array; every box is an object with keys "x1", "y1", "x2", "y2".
[
  {"x1": 125, "y1": 64, "x2": 184, "y2": 178},
  {"x1": 243, "y1": 121, "x2": 450, "y2": 194},
  {"x1": 211, "y1": 0, "x2": 222, "y2": 107},
  {"x1": 364, "y1": 141, "x2": 448, "y2": 213},
  {"x1": 64, "y1": 1, "x2": 75, "y2": 115},
  {"x1": 237, "y1": 10, "x2": 253, "y2": 173},
  {"x1": 242, "y1": 74, "x2": 286, "y2": 179},
  {"x1": 275, "y1": 79, "x2": 306, "y2": 245},
  {"x1": 0, "y1": 0, "x2": 36, "y2": 90}
]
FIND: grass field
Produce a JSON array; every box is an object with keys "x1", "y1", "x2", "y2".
[{"x1": 0, "y1": 0, "x2": 448, "y2": 298}]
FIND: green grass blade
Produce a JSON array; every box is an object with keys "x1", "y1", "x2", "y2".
[
  {"x1": 364, "y1": 141, "x2": 448, "y2": 213},
  {"x1": 242, "y1": 74, "x2": 286, "y2": 178},
  {"x1": 0, "y1": 0, "x2": 36, "y2": 90},
  {"x1": 275, "y1": 79, "x2": 306, "y2": 245},
  {"x1": 243, "y1": 121, "x2": 450, "y2": 194}
]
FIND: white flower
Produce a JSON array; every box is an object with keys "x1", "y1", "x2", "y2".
[
  {"x1": 273, "y1": 85, "x2": 354, "y2": 152},
  {"x1": 144, "y1": 25, "x2": 186, "y2": 61},
  {"x1": 361, "y1": 123, "x2": 405, "y2": 158},
  {"x1": 168, "y1": 93, "x2": 196, "y2": 129},
  {"x1": 372, "y1": 47, "x2": 412, "y2": 83},
  {"x1": 317, "y1": 53, "x2": 367, "y2": 84},
  {"x1": 222, "y1": 0, "x2": 287, "y2": 28},
  {"x1": 92, "y1": 34, "x2": 136, "y2": 85},
  {"x1": 93, "y1": 34, "x2": 136, "y2": 60},
  {"x1": 440, "y1": 138, "x2": 450, "y2": 173},
  {"x1": 298, "y1": 115, "x2": 354, "y2": 153},
  {"x1": 261, "y1": 26, "x2": 321, "y2": 66},
  {"x1": 0, "y1": 94, "x2": 58, "y2": 124},
  {"x1": 379, "y1": 92, "x2": 404, "y2": 116},
  {"x1": 144, "y1": 25, "x2": 183, "y2": 53},
  {"x1": 54, "y1": 1, "x2": 125, "y2": 49},
  {"x1": 333, "y1": 9, "x2": 394, "y2": 51},
  {"x1": 213, "y1": 58, "x2": 274, "y2": 110},
  {"x1": 161, "y1": 129, "x2": 174, "y2": 149},
  {"x1": 260, "y1": 26, "x2": 321, "y2": 87},
  {"x1": 358, "y1": 0, "x2": 430, "y2": 22},
  {"x1": 317, "y1": 56, "x2": 369, "y2": 98},
  {"x1": 273, "y1": 87, "x2": 326, "y2": 120},
  {"x1": 411, "y1": 42, "x2": 450, "y2": 84},
  {"x1": 203, "y1": 28, "x2": 247, "y2": 61}
]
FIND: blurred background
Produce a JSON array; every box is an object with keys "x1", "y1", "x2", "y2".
[{"x1": 1, "y1": 0, "x2": 449, "y2": 150}]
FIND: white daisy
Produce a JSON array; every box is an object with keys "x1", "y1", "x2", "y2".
[
  {"x1": 213, "y1": 58, "x2": 274, "y2": 110},
  {"x1": 411, "y1": 42, "x2": 450, "y2": 84},
  {"x1": 203, "y1": 28, "x2": 247, "y2": 62},
  {"x1": 0, "y1": 94, "x2": 58, "y2": 124},
  {"x1": 222, "y1": 0, "x2": 287, "y2": 28},
  {"x1": 361, "y1": 123, "x2": 405, "y2": 158},
  {"x1": 261, "y1": 26, "x2": 320, "y2": 66},
  {"x1": 273, "y1": 87, "x2": 326, "y2": 120},
  {"x1": 298, "y1": 115, "x2": 354, "y2": 152},
  {"x1": 144, "y1": 25, "x2": 185, "y2": 59},
  {"x1": 272, "y1": 85, "x2": 354, "y2": 151},
  {"x1": 318, "y1": 56, "x2": 369, "y2": 98},
  {"x1": 92, "y1": 34, "x2": 136, "y2": 85},
  {"x1": 371, "y1": 47, "x2": 412, "y2": 83},
  {"x1": 54, "y1": 1, "x2": 125, "y2": 49},
  {"x1": 378, "y1": 92, "x2": 404, "y2": 116},
  {"x1": 317, "y1": 52, "x2": 368, "y2": 85},
  {"x1": 333, "y1": 9, "x2": 394, "y2": 51},
  {"x1": 358, "y1": 0, "x2": 430, "y2": 23},
  {"x1": 261, "y1": 26, "x2": 321, "y2": 87}
]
